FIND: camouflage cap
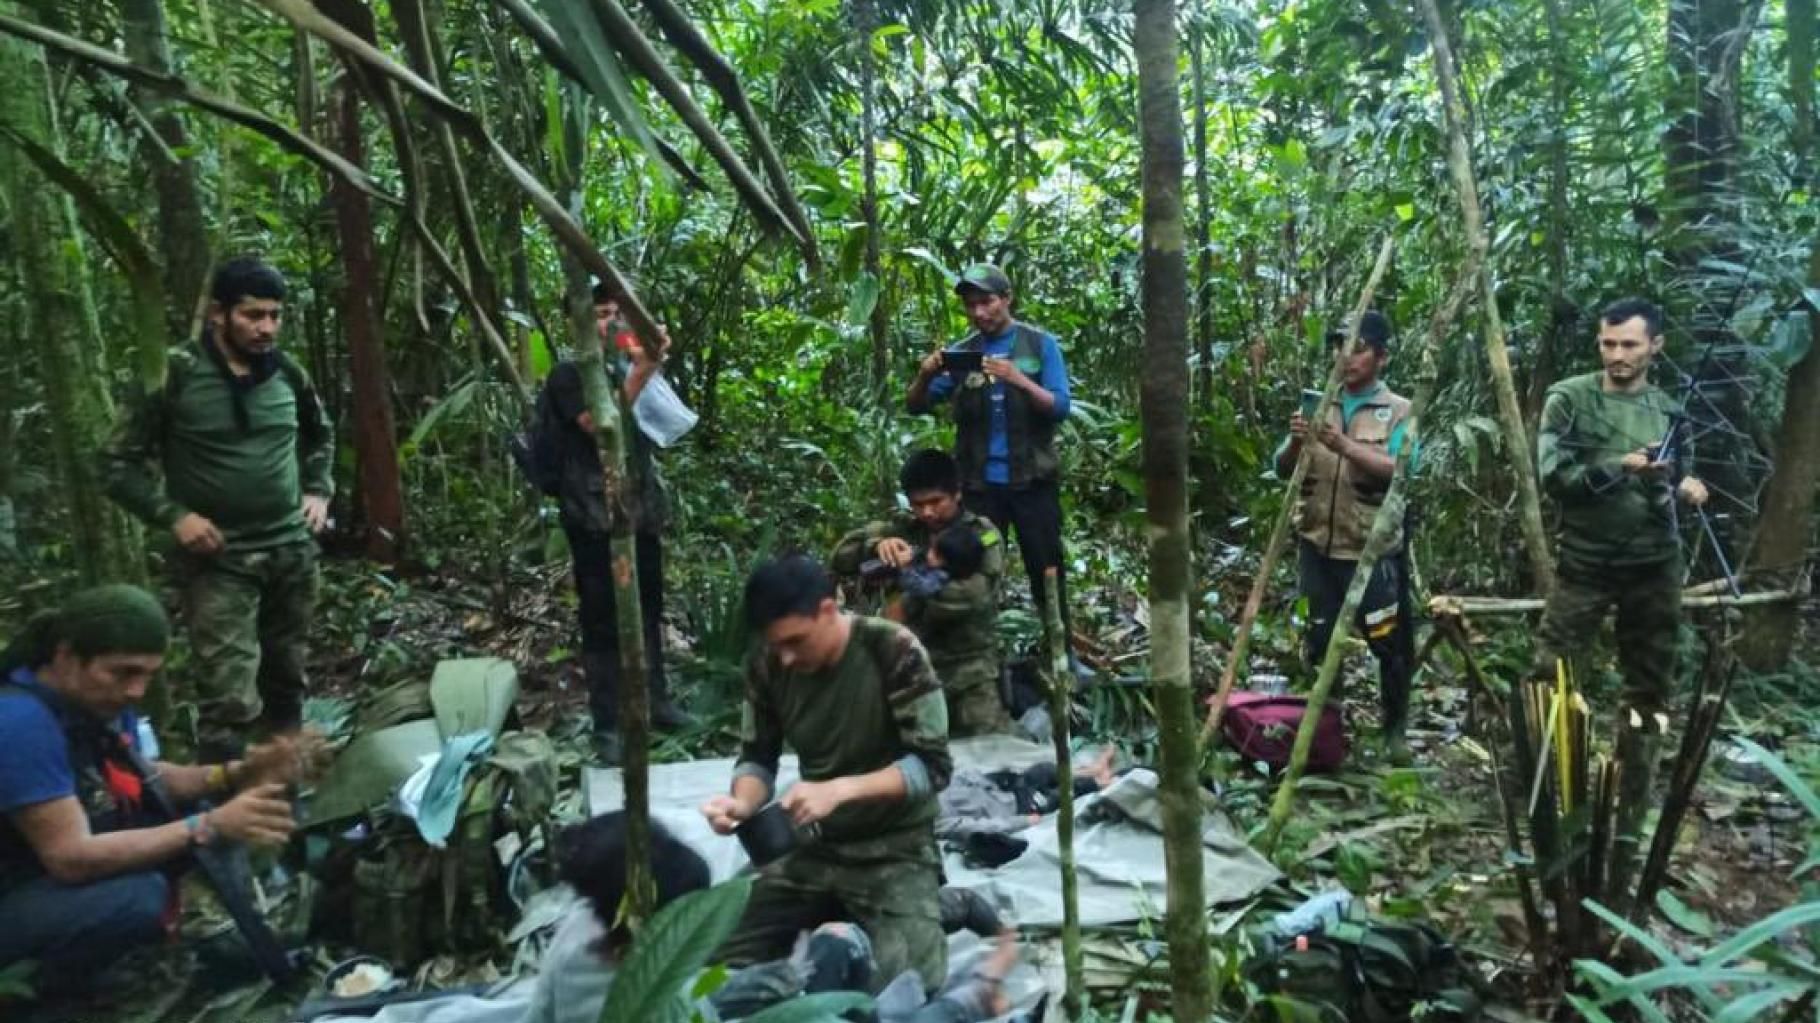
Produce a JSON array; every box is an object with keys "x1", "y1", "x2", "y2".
[{"x1": 953, "y1": 263, "x2": 1012, "y2": 297}]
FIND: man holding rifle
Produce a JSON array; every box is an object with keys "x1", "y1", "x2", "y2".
[{"x1": 0, "y1": 585, "x2": 321, "y2": 992}]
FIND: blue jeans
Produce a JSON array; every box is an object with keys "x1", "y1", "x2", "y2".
[{"x1": 0, "y1": 872, "x2": 170, "y2": 991}]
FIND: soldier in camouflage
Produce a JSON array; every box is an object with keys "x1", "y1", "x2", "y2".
[
  {"x1": 832, "y1": 450, "x2": 1012, "y2": 736},
  {"x1": 703, "y1": 555, "x2": 952, "y2": 992},
  {"x1": 1534, "y1": 297, "x2": 1710, "y2": 897},
  {"x1": 102, "y1": 257, "x2": 332, "y2": 758}
]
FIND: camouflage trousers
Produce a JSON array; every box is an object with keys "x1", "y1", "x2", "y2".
[
  {"x1": 936, "y1": 655, "x2": 1012, "y2": 737},
  {"x1": 1534, "y1": 556, "x2": 1682, "y2": 715},
  {"x1": 175, "y1": 542, "x2": 319, "y2": 755},
  {"x1": 716, "y1": 830, "x2": 946, "y2": 994}
]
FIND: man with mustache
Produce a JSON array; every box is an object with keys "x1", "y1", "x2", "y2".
[
  {"x1": 1534, "y1": 297, "x2": 1709, "y2": 895},
  {"x1": 103, "y1": 257, "x2": 333, "y2": 758}
]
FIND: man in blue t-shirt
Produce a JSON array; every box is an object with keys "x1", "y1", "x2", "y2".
[
  {"x1": 907, "y1": 264, "x2": 1082, "y2": 675},
  {"x1": 0, "y1": 585, "x2": 307, "y2": 995}
]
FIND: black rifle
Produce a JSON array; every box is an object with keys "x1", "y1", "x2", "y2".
[{"x1": 112, "y1": 734, "x2": 297, "y2": 982}]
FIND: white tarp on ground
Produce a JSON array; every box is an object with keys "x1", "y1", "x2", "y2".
[{"x1": 583, "y1": 735, "x2": 1281, "y2": 929}]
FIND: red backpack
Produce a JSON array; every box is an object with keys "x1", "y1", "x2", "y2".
[{"x1": 1221, "y1": 692, "x2": 1346, "y2": 772}]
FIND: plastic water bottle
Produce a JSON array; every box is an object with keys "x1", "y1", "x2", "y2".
[
  {"x1": 134, "y1": 717, "x2": 162, "y2": 760},
  {"x1": 1271, "y1": 889, "x2": 1352, "y2": 938}
]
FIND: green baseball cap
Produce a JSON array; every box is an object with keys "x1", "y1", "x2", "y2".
[{"x1": 954, "y1": 263, "x2": 1012, "y2": 297}]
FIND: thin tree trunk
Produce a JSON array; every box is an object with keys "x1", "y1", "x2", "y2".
[
  {"x1": 855, "y1": 0, "x2": 888, "y2": 403},
  {"x1": 1041, "y1": 570, "x2": 1083, "y2": 1017},
  {"x1": 1527, "y1": 0, "x2": 1573, "y2": 426},
  {"x1": 121, "y1": 0, "x2": 209, "y2": 345},
  {"x1": 1264, "y1": 268, "x2": 1479, "y2": 853},
  {"x1": 391, "y1": 0, "x2": 506, "y2": 350},
  {"x1": 1793, "y1": 0, "x2": 1816, "y2": 175},
  {"x1": 1, "y1": 25, "x2": 144, "y2": 587},
  {"x1": 328, "y1": 72, "x2": 406, "y2": 564},
  {"x1": 1418, "y1": 0, "x2": 1557, "y2": 596},
  {"x1": 556, "y1": 95, "x2": 656, "y2": 923},
  {"x1": 1135, "y1": 2, "x2": 1212, "y2": 1020},
  {"x1": 1190, "y1": 17, "x2": 1214, "y2": 411}
]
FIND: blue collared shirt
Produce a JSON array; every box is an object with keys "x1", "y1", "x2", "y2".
[{"x1": 925, "y1": 324, "x2": 1072, "y2": 485}]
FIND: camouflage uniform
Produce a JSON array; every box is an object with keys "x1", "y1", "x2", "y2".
[
  {"x1": 102, "y1": 342, "x2": 332, "y2": 754},
  {"x1": 1533, "y1": 372, "x2": 1687, "y2": 714},
  {"x1": 831, "y1": 510, "x2": 1011, "y2": 736},
  {"x1": 718, "y1": 617, "x2": 952, "y2": 992}
]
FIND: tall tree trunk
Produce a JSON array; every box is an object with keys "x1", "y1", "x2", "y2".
[
  {"x1": 328, "y1": 72, "x2": 406, "y2": 564},
  {"x1": 1, "y1": 25, "x2": 145, "y2": 586},
  {"x1": 1189, "y1": 17, "x2": 1214, "y2": 411},
  {"x1": 121, "y1": 0, "x2": 209, "y2": 346},
  {"x1": 1793, "y1": 0, "x2": 1816, "y2": 175},
  {"x1": 855, "y1": 0, "x2": 888, "y2": 403},
  {"x1": 1740, "y1": 3, "x2": 1820, "y2": 669},
  {"x1": 1527, "y1": 0, "x2": 1573, "y2": 426},
  {"x1": 555, "y1": 95, "x2": 657, "y2": 922},
  {"x1": 1665, "y1": 0, "x2": 1753, "y2": 339},
  {"x1": 1419, "y1": 0, "x2": 1557, "y2": 595},
  {"x1": 1134, "y1": 3, "x2": 1212, "y2": 1021}
]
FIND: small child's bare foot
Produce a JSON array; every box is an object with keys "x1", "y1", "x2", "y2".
[{"x1": 1086, "y1": 745, "x2": 1118, "y2": 789}]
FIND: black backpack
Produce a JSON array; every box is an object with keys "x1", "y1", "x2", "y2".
[
  {"x1": 509, "y1": 381, "x2": 567, "y2": 497},
  {"x1": 1248, "y1": 914, "x2": 1483, "y2": 1023}
]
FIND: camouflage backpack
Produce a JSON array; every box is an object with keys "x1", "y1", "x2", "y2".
[
  {"x1": 349, "y1": 731, "x2": 557, "y2": 967},
  {"x1": 1247, "y1": 914, "x2": 1483, "y2": 1023}
]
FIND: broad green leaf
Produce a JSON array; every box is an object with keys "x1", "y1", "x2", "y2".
[
  {"x1": 1734, "y1": 737, "x2": 1820, "y2": 820},
  {"x1": 598, "y1": 877, "x2": 754, "y2": 1023},
  {"x1": 1715, "y1": 987, "x2": 1804, "y2": 1023},
  {"x1": 846, "y1": 272, "x2": 881, "y2": 327},
  {"x1": 1655, "y1": 890, "x2": 1716, "y2": 938},
  {"x1": 405, "y1": 377, "x2": 482, "y2": 455},
  {"x1": 1701, "y1": 900, "x2": 1820, "y2": 968},
  {"x1": 534, "y1": 0, "x2": 673, "y2": 182},
  {"x1": 900, "y1": 246, "x2": 957, "y2": 282},
  {"x1": 1395, "y1": 202, "x2": 1415, "y2": 222},
  {"x1": 1765, "y1": 311, "x2": 1814, "y2": 371}
]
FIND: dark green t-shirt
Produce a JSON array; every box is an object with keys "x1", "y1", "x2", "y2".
[
  {"x1": 1536, "y1": 372, "x2": 1681, "y2": 568},
  {"x1": 102, "y1": 345, "x2": 334, "y2": 552},
  {"x1": 734, "y1": 616, "x2": 951, "y2": 846}
]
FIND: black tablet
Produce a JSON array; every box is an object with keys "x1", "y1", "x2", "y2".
[{"x1": 943, "y1": 350, "x2": 984, "y2": 376}]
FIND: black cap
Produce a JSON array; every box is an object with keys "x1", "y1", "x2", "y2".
[
  {"x1": 954, "y1": 263, "x2": 1012, "y2": 297},
  {"x1": 1330, "y1": 311, "x2": 1394, "y2": 351}
]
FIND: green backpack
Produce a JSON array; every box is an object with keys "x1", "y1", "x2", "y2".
[
  {"x1": 348, "y1": 731, "x2": 557, "y2": 967},
  {"x1": 1248, "y1": 915, "x2": 1483, "y2": 1023}
]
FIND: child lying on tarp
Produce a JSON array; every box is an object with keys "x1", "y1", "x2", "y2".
[
  {"x1": 936, "y1": 747, "x2": 1119, "y2": 866},
  {"x1": 537, "y1": 812, "x2": 1021, "y2": 1023}
]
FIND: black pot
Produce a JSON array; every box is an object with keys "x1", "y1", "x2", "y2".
[{"x1": 735, "y1": 802, "x2": 799, "y2": 867}]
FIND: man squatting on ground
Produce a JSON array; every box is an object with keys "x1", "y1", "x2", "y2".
[
  {"x1": 103, "y1": 256, "x2": 332, "y2": 760},
  {"x1": 833, "y1": 449, "x2": 1015, "y2": 736},
  {"x1": 703, "y1": 555, "x2": 954, "y2": 993},
  {"x1": 1274, "y1": 311, "x2": 1418, "y2": 763},
  {"x1": 0, "y1": 585, "x2": 321, "y2": 989},
  {"x1": 1532, "y1": 297, "x2": 1710, "y2": 898}
]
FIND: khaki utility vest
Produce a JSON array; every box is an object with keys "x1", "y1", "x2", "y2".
[{"x1": 1297, "y1": 385, "x2": 1413, "y2": 559}]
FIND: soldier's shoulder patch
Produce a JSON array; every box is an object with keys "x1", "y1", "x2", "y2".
[{"x1": 979, "y1": 528, "x2": 1001, "y2": 547}]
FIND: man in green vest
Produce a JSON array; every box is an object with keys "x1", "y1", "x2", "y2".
[
  {"x1": 1275, "y1": 311, "x2": 1418, "y2": 764},
  {"x1": 103, "y1": 257, "x2": 333, "y2": 758},
  {"x1": 1533, "y1": 297, "x2": 1708, "y2": 895},
  {"x1": 907, "y1": 264, "x2": 1082, "y2": 676},
  {"x1": 832, "y1": 449, "x2": 1012, "y2": 735},
  {"x1": 704, "y1": 555, "x2": 952, "y2": 992}
]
